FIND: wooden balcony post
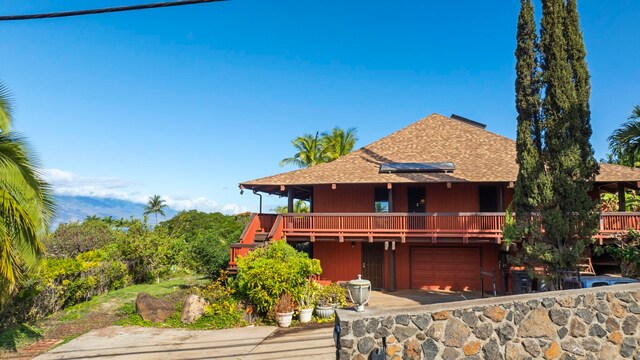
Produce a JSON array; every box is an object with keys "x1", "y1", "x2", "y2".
[
  {"x1": 618, "y1": 183, "x2": 626, "y2": 212},
  {"x1": 388, "y1": 241, "x2": 396, "y2": 292},
  {"x1": 287, "y1": 188, "x2": 294, "y2": 213}
]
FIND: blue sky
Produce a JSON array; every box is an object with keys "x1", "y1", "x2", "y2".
[{"x1": 1, "y1": 1, "x2": 639, "y2": 213}]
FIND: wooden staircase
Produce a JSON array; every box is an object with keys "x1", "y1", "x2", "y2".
[{"x1": 227, "y1": 214, "x2": 282, "y2": 274}]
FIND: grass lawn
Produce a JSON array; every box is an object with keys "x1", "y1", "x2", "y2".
[
  {"x1": 0, "y1": 275, "x2": 208, "y2": 354},
  {"x1": 56, "y1": 275, "x2": 208, "y2": 322}
]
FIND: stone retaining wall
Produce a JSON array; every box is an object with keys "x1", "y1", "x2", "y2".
[{"x1": 335, "y1": 284, "x2": 640, "y2": 359}]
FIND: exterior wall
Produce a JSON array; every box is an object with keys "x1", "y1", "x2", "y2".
[
  {"x1": 313, "y1": 241, "x2": 503, "y2": 292},
  {"x1": 313, "y1": 184, "x2": 375, "y2": 212},
  {"x1": 395, "y1": 243, "x2": 503, "y2": 292},
  {"x1": 313, "y1": 241, "x2": 362, "y2": 283},
  {"x1": 336, "y1": 284, "x2": 640, "y2": 360},
  {"x1": 425, "y1": 183, "x2": 479, "y2": 212},
  {"x1": 312, "y1": 183, "x2": 512, "y2": 214}
]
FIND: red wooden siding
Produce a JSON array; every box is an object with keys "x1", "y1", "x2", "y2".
[
  {"x1": 392, "y1": 186, "x2": 407, "y2": 212},
  {"x1": 313, "y1": 242, "x2": 362, "y2": 282},
  {"x1": 313, "y1": 184, "x2": 375, "y2": 212},
  {"x1": 426, "y1": 183, "x2": 479, "y2": 212}
]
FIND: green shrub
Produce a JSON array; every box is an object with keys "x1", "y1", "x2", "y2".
[
  {"x1": 45, "y1": 219, "x2": 115, "y2": 257},
  {"x1": 0, "y1": 251, "x2": 130, "y2": 324},
  {"x1": 233, "y1": 241, "x2": 321, "y2": 314},
  {"x1": 316, "y1": 283, "x2": 348, "y2": 308}
]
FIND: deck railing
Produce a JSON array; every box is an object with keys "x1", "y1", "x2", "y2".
[
  {"x1": 280, "y1": 212, "x2": 640, "y2": 243},
  {"x1": 281, "y1": 212, "x2": 506, "y2": 242},
  {"x1": 229, "y1": 212, "x2": 640, "y2": 271}
]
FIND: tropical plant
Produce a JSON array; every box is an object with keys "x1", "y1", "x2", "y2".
[
  {"x1": 315, "y1": 283, "x2": 348, "y2": 308},
  {"x1": 280, "y1": 127, "x2": 357, "y2": 168},
  {"x1": 605, "y1": 229, "x2": 640, "y2": 279},
  {"x1": 272, "y1": 200, "x2": 310, "y2": 214},
  {"x1": 279, "y1": 132, "x2": 326, "y2": 168},
  {"x1": 0, "y1": 82, "x2": 55, "y2": 303},
  {"x1": 321, "y1": 127, "x2": 357, "y2": 162},
  {"x1": 143, "y1": 195, "x2": 168, "y2": 225},
  {"x1": 608, "y1": 105, "x2": 640, "y2": 167},
  {"x1": 233, "y1": 240, "x2": 321, "y2": 314}
]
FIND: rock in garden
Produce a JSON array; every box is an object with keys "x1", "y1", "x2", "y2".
[
  {"x1": 136, "y1": 292, "x2": 175, "y2": 323},
  {"x1": 181, "y1": 294, "x2": 207, "y2": 324}
]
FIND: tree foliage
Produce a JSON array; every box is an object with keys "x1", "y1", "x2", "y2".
[
  {"x1": 280, "y1": 127, "x2": 358, "y2": 168},
  {"x1": 143, "y1": 195, "x2": 168, "y2": 225},
  {"x1": 608, "y1": 105, "x2": 640, "y2": 167},
  {"x1": 0, "y1": 81, "x2": 55, "y2": 303},
  {"x1": 45, "y1": 218, "x2": 115, "y2": 257},
  {"x1": 511, "y1": 0, "x2": 599, "y2": 286}
]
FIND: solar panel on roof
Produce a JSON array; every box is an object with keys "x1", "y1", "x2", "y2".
[{"x1": 379, "y1": 162, "x2": 455, "y2": 173}]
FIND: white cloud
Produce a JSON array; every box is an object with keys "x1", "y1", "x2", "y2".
[{"x1": 42, "y1": 168, "x2": 248, "y2": 214}]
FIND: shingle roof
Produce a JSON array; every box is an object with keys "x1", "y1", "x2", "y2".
[{"x1": 241, "y1": 113, "x2": 640, "y2": 189}]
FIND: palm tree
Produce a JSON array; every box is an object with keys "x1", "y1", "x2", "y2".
[
  {"x1": 321, "y1": 127, "x2": 357, "y2": 162},
  {"x1": 272, "y1": 200, "x2": 310, "y2": 214},
  {"x1": 608, "y1": 105, "x2": 640, "y2": 167},
  {"x1": 0, "y1": 82, "x2": 54, "y2": 302},
  {"x1": 143, "y1": 195, "x2": 168, "y2": 225},
  {"x1": 279, "y1": 132, "x2": 327, "y2": 168}
]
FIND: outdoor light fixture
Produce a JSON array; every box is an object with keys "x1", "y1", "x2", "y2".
[
  {"x1": 347, "y1": 275, "x2": 371, "y2": 312},
  {"x1": 351, "y1": 241, "x2": 355, "y2": 249}
]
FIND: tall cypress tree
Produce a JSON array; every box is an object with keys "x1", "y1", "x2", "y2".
[
  {"x1": 537, "y1": 0, "x2": 598, "y2": 279},
  {"x1": 565, "y1": 0, "x2": 599, "y2": 181},
  {"x1": 511, "y1": 0, "x2": 599, "y2": 286},
  {"x1": 514, "y1": 0, "x2": 545, "y2": 222}
]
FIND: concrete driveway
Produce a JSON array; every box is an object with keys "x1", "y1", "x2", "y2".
[
  {"x1": 367, "y1": 289, "x2": 485, "y2": 309},
  {"x1": 35, "y1": 324, "x2": 335, "y2": 360}
]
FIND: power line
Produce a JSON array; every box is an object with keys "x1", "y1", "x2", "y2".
[{"x1": 0, "y1": 0, "x2": 226, "y2": 21}]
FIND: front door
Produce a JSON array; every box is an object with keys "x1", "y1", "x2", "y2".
[{"x1": 362, "y1": 243, "x2": 385, "y2": 289}]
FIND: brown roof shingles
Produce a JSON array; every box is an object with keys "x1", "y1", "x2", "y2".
[{"x1": 241, "y1": 113, "x2": 640, "y2": 188}]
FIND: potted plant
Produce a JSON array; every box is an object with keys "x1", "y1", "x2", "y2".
[
  {"x1": 274, "y1": 293, "x2": 295, "y2": 327},
  {"x1": 296, "y1": 280, "x2": 317, "y2": 323},
  {"x1": 316, "y1": 286, "x2": 335, "y2": 318}
]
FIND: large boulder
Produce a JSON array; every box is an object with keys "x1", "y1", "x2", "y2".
[
  {"x1": 135, "y1": 292, "x2": 175, "y2": 322},
  {"x1": 181, "y1": 294, "x2": 208, "y2": 324}
]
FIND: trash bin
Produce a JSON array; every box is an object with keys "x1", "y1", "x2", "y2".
[{"x1": 511, "y1": 270, "x2": 532, "y2": 294}]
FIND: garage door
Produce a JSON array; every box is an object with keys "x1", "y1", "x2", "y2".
[{"x1": 410, "y1": 247, "x2": 481, "y2": 291}]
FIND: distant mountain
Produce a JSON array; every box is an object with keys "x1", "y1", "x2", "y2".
[{"x1": 52, "y1": 195, "x2": 178, "y2": 229}]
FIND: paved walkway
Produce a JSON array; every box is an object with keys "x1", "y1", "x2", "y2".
[{"x1": 34, "y1": 324, "x2": 335, "y2": 360}]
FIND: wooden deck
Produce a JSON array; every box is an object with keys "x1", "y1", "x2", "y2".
[{"x1": 227, "y1": 212, "x2": 640, "y2": 272}]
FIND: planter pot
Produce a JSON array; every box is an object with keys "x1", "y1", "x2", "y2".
[
  {"x1": 299, "y1": 307, "x2": 314, "y2": 323},
  {"x1": 276, "y1": 311, "x2": 294, "y2": 328},
  {"x1": 315, "y1": 306, "x2": 335, "y2": 319}
]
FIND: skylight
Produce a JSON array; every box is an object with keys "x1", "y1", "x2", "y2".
[{"x1": 379, "y1": 162, "x2": 455, "y2": 174}]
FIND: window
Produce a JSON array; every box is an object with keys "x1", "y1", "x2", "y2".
[
  {"x1": 374, "y1": 187, "x2": 389, "y2": 213},
  {"x1": 478, "y1": 185, "x2": 501, "y2": 212}
]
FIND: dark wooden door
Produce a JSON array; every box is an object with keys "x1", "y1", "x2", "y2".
[{"x1": 362, "y1": 243, "x2": 385, "y2": 289}]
